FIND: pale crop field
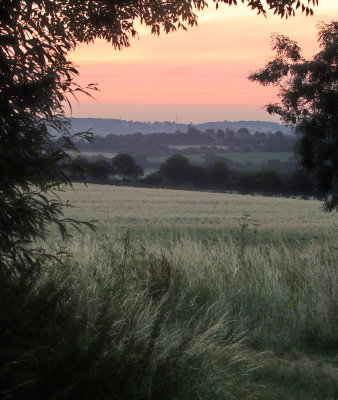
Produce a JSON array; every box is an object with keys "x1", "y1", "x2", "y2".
[
  {"x1": 60, "y1": 183, "x2": 337, "y2": 242},
  {"x1": 51, "y1": 183, "x2": 338, "y2": 398},
  {"x1": 67, "y1": 151, "x2": 118, "y2": 158},
  {"x1": 168, "y1": 145, "x2": 229, "y2": 150}
]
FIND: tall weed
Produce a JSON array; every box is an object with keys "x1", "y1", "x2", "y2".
[{"x1": 0, "y1": 234, "x2": 254, "y2": 400}]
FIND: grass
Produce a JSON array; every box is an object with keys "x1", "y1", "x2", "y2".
[
  {"x1": 147, "y1": 152, "x2": 293, "y2": 166},
  {"x1": 168, "y1": 145, "x2": 229, "y2": 150},
  {"x1": 1, "y1": 230, "x2": 255, "y2": 400},
  {"x1": 67, "y1": 151, "x2": 118, "y2": 158},
  {"x1": 46, "y1": 235, "x2": 338, "y2": 398},
  {"x1": 252, "y1": 352, "x2": 338, "y2": 399},
  {"x1": 56, "y1": 184, "x2": 338, "y2": 398},
  {"x1": 216, "y1": 151, "x2": 294, "y2": 164},
  {"x1": 148, "y1": 153, "x2": 206, "y2": 164},
  {"x1": 4, "y1": 183, "x2": 337, "y2": 399},
  {"x1": 59, "y1": 184, "x2": 335, "y2": 242}
]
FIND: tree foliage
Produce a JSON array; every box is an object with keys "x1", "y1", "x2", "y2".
[
  {"x1": 160, "y1": 154, "x2": 192, "y2": 185},
  {"x1": 249, "y1": 21, "x2": 338, "y2": 210},
  {"x1": 112, "y1": 153, "x2": 143, "y2": 181},
  {"x1": 239, "y1": 169, "x2": 284, "y2": 195},
  {"x1": 0, "y1": 0, "x2": 318, "y2": 277},
  {"x1": 88, "y1": 159, "x2": 116, "y2": 181},
  {"x1": 208, "y1": 161, "x2": 229, "y2": 185}
]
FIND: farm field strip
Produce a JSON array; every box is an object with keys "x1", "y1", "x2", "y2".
[
  {"x1": 148, "y1": 151, "x2": 293, "y2": 165},
  {"x1": 61, "y1": 184, "x2": 336, "y2": 240},
  {"x1": 67, "y1": 151, "x2": 118, "y2": 158},
  {"x1": 168, "y1": 145, "x2": 229, "y2": 150}
]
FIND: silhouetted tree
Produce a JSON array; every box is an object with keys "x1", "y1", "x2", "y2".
[
  {"x1": 88, "y1": 160, "x2": 115, "y2": 181},
  {"x1": 187, "y1": 124, "x2": 200, "y2": 136},
  {"x1": 216, "y1": 129, "x2": 225, "y2": 141},
  {"x1": 64, "y1": 156, "x2": 90, "y2": 181},
  {"x1": 239, "y1": 170, "x2": 284, "y2": 195},
  {"x1": 250, "y1": 21, "x2": 338, "y2": 210},
  {"x1": 285, "y1": 169, "x2": 314, "y2": 198},
  {"x1": 208, "y1": 161, "x2": 229, "y2": 187},
  {"x1": 236, "y1": 128, "x2": 251, "y2": 137},
  {"x1": 112, "y1": 153, "x2": 143, "y2": 181},
  {"x1": 160, "y1": 154, "x2": 192, "y2": 185},
  {"x1": 191, "y1": 165, "x2": 209, "y2": 188}
]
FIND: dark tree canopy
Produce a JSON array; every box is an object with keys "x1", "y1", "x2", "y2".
[
  {"x1": 239, "y1": 169, "x2": 284, "y2": 194},
  {"x1": 88, "y1": 159, "x2": 116, "y2": 181},
  {"x1": 249, "y1": 21, "x2": 338, "y2": 210},
  {"x1": 64, "y1": 156, "x2": 90, "y2": 180},
  {"x1": 160, "y1": 154, "x2": 192, "y2": 185},
  {"x1": 112, "y1": 153, "x2": 143, "y2": 181},
  {"x1": 208, "y1": 161, "x2": 229, "y2": 186},
  {"x1": 0, "y1": 0, "x2": 318, "y2": 277}
]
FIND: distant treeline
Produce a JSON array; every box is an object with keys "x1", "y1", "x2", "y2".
[
  {"x1": 73, "y1": 126, "x2": 295, "y2": 154},
  {"x1": 64, "y1": 153, "x2": 316, "y2": 199},
  {"x1": 67, "y1": 117, "x2": 291, "y2": 136}
]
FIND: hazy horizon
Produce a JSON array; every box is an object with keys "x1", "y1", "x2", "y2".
[
  {"x1": 67, "y1": 0, "x2": 338, "y2": 123},
  {"x1": 68, "y1": 103, "x2": 282, "y2": 124}
]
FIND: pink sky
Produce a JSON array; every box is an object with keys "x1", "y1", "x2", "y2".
[{"x1": 68, "y1": 0, "x2": 338, "y2": 123}]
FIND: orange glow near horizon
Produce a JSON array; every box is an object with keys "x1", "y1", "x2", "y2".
[{"x1": 68, "y1": 0, "x2": 338, "y2": 123}]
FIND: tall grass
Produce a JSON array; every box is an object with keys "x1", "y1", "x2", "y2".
[
  {"x1": 160, "y1": 234, "x2": 338, "y2": 352},
  {"x1": 64, "y1": 223, "x2": 338, "y2": 354},
  {"x1": 0, "y1": 233, "x2": 254, "y2": 400},
  {"x1": 3, "y1": 184, "x2": 338, "y2": 399}
]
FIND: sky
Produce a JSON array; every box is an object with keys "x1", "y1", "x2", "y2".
[{"x1": 68, "y1": 0, "x2": 338, "y2": 124}]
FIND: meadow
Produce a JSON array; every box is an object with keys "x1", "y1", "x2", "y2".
[
  {"x1": 168, "y1": 145, "x2": 229, "y2": 150},
  {"x1": 60, "y1": 183, "x2": 334, "y2": 242},
  {"x1": 41, "y1": 183, "x2": 338, "y2": 399},
  {"x1": 68, "y1": 150, "x2": 118, "y2": 158},
  {"x1": 148, "y1": 151, "x2": 293, "y2": 166}
]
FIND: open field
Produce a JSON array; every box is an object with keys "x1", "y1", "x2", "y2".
[
  {"x1": 148, "y1": 152, "x2": 293, "y2": 165},
  {"x1": 168, "y1": 145, "x2": 229, "y2": 150},
  {"x1": 217, "y1": 151, "x2": 293, "y2": 164},
  {"x1": 148, "y1": 153, "x2": 206, "y2": 164},
  {"x1": 48, "y1": 184, "x2": 338, "y2": 398},
  {"x1": 67, "y1": 151, "x2": 118, "y2": 158},
  {"x1": 60, "y1": 183, "x2": 335, "y2": 242}
]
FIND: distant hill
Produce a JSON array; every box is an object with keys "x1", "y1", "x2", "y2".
[{"x1": 68, "y1": 118, "x2": 292, "y2": 136}]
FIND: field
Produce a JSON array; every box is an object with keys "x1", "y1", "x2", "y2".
[
  {"x1": 148, "y1": 151, "x2": 293, "y2": 165},
  {"x1": 48, "y1": 183, "x2": 338, "y2": 399},
  {"x1": 216, "y1": 151, "x2": 293, "y2": 164},
  {"x1": 68, "y1": 151, "x2": 118, "y2": 158},
  {"x1": 60, "y1": 184, "x2": 334, "y2": 238},
  {"x1": 168, "y1": 145, "x2": 229, "y2": 150}
]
